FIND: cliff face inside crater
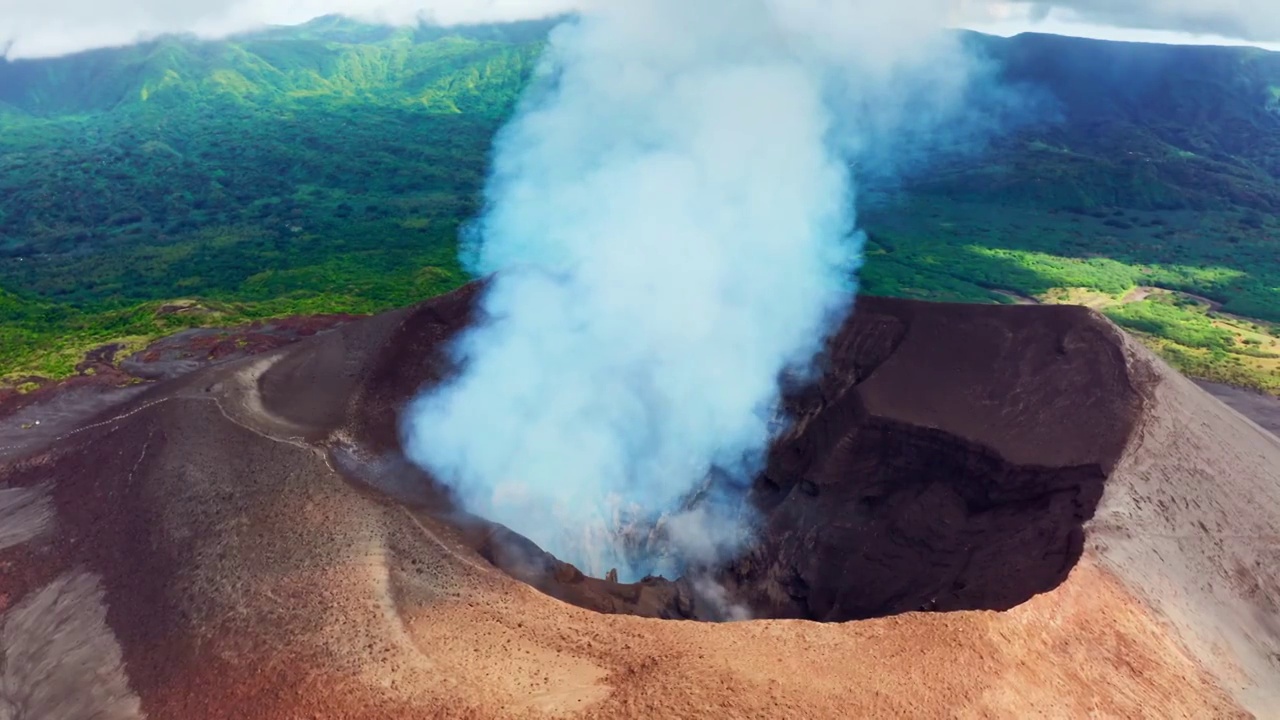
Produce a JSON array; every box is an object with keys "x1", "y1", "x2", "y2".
[{"x1": 728, "y1": 298, "x2": 1142, "y2": 621}]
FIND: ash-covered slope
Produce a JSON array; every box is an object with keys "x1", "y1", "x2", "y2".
[{"x1": 0, "y1": 283, "x2": 1275, "y2": 718}]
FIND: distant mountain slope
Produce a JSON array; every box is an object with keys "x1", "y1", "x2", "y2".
[
  {"x1": 0, "y1": 16, "x2": 551, "y2": 116},
  {"x1": 924, "y1": 32, "x2": 1280, "y2": 212}
]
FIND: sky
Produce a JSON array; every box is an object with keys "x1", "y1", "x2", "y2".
[
  {"x1": 965, "y1": 2, "x2": 1280, "y2": 51},
  {"x1": 2, "y1": 0, "x2": 1280, "y2": 59}
]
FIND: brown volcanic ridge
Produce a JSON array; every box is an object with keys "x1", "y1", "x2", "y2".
[{"x1": 2, "y1": 281, "x2": 1278, "y2": 719}]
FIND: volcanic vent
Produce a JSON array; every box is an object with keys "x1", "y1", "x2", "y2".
[{"x1": 333, "y1": 283, "x2": 1143, "y2": 622}]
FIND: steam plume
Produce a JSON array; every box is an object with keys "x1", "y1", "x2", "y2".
[{"x1": 404, "y1": 0, "x2": 981, "y2": 580}]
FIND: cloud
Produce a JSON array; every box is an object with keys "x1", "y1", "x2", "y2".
[
  {"x1": 992, "y1": 1, "x2": 1280, "y2": 44},
  {"x1": 2, "y1": 0, "x2": 1279, "y2": 60}
]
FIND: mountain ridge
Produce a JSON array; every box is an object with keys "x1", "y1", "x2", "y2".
[{"x1": 0, "y1": 16, "x2": 553, "y2": 117}]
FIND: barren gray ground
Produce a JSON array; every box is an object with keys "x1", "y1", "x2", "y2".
[{"x1": 1199, "y1": 380, "x2": 1280, "y2": 437}]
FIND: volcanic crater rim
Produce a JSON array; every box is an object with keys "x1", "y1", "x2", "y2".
[{"x1": 294, "y1": 284, "x2": 1148, "y2": 624}]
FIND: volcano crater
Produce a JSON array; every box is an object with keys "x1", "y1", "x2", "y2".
[{"x1": 317, "y1": 284, "x2": 1144, "y2": 623}]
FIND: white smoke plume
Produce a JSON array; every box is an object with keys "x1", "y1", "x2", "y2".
[{"x1": 403, "y1": 0, "x2": 984, "y2": 581}]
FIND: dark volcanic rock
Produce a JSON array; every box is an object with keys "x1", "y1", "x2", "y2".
[
  {"x1": 347, "y1": 280, "x2": 487, "y2": 455},
  {"x1": 465, "y1": 520, "x2": 701, "y2": 620},
  {"x1": 721, "y1": 298, "x2": 1142, "y2": 621}
]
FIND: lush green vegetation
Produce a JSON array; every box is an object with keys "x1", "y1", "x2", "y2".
[
  {"x1": 0, "y1": 18, "x2": 544, "y2": 378},
  {"x1": 1, "y1": 21, "x2": 1279, "y2": 396}
]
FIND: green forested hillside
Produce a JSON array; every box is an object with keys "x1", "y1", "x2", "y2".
[
  {"x1": 937, "y1": 33, "x2": 1280, "y2": 213},
  {"x1": 0, "y1": 18, "x2": 550, "y2": 115},
  {"x1": 1, "y1": 20, "x2": 1279, "y2": 394},
  {"x1": 0, "y1": 17, "x2": 551, "y2": 379}
]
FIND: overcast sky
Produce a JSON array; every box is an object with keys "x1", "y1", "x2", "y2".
[
  {"x1": 968, "y1": 1, "x2": 1280, "y2": 50},
  {"x1": 1, "y1": 0, "x2": 1279, "y2": 59}
]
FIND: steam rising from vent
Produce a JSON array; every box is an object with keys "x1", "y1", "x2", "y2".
[{"x1": 404, "y1": 0, "x2": 984, "y2": 581}]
